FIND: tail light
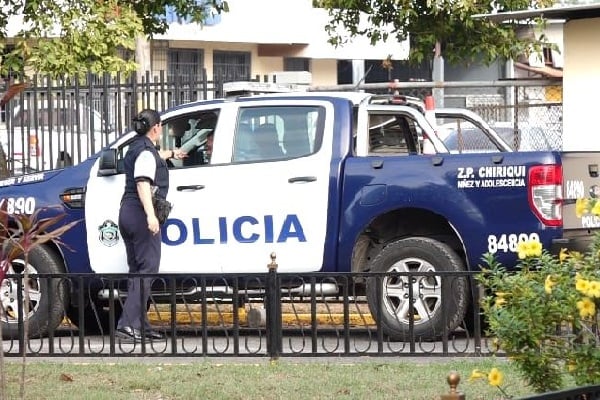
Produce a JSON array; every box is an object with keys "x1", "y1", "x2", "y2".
[{"x1": 528, "y1": 165, "x2": 562, "y2": 227}]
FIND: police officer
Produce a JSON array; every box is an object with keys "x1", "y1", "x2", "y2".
[{"x1": 116, "y1": 109, "x2": 185, "y2": 342}]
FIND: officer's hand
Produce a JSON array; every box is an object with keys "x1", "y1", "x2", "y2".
[
  {"x1": 147, "y1": 215, "x2": 160, "y2": 235},
  {"x1": 173, "y1": 148, "x2": 187, "y2": 160}
]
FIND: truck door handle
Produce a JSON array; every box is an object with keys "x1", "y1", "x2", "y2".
[
  {"x1": 288, "y1": 176, "x2": 317, "y2": 183},
  {"x1": 176, "y1": 185, "x2": 205, "y2": 191},
  {"x1": 431, "y1": 157, "x2": 443, "y2": 166},
  {"x1": 371, "y1": 160, "x2": 384, "y2": 169}
]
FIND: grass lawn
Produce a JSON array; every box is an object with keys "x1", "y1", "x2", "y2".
[{"x1": 0, "y1": 357, "x2": 544, "y2": 399}]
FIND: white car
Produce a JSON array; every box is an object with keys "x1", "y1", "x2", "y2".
[
  {"x1": 437, "y1": 121, "x2": 516, "y2": 153},
  {"x1": 439, "y1": 120, "x2": 559, "y2": 153}
]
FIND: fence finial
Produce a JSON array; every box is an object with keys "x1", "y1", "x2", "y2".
[
  {"x1": 440, "y1": 371, "x2": 465, "y2": 400},
  {"x1": 268, "y1": 252, "x2": 278, "y2": 271}
]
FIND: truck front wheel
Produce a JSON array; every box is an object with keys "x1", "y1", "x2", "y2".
[
  {"x1": 366, "y1": 237, "x2": 469, "y2": 341},
  {"x1": 0, "y1": 245, "x2": 67, "y2": 338}
]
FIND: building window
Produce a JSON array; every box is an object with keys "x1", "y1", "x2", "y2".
[
  {"x1": 213, "y1": 51, "x2": 251, "y2": 84},
  {"x1": 168, "y1": 48, "x2": 204, "y2": 83},
  {"x1": 364, "y1": 59, "x2": 430, "y2": 83},
  {"x1": 284, "y1": 57, "x2": 310, "y2": 72},
  {"x1": 167, "y1": 48, "x2": 205, "y2": 106}
]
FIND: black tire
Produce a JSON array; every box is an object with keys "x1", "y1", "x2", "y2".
[
  {"x1": 0, "y1": 245, "x2": 67, "y2": 338},
  {"x1": 366, "y1": 237, "x2": 469, "y2": 341}
]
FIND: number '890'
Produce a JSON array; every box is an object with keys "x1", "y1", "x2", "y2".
[
  {"x1": 3, "y1": 197, "x2": 36, "y2": 214},
  {"x1": 487, "y1": 233, "x2": 540, "y2": 253}
]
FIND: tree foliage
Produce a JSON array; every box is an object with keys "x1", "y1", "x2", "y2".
[
  {"x1": 315, "y1": 0, "x2": 555, "y2": 66},
  {"x1": 0, "y1": 0, "x2": 228, "y2": 77}
]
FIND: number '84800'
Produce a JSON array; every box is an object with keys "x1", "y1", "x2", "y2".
[{"x1": 487, "y1": 233, "x2": 540, "y2": 253}]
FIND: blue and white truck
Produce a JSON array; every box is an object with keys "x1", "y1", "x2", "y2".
[{"x1": 0, "y1": 90, "x2": 597, "y2": 340}]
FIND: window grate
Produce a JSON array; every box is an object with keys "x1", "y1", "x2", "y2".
[
  {"x1": 213, "y1": 51, "x2": 251, "y2": 83},
  {"x1": 168, "y1": 49, "x2": 204, "y2": 83}
]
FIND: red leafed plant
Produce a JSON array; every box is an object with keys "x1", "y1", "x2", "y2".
[
  {"x1": 0, "y1": 200, "x2": 78, "y2": 281},
  {"x1": 0, "y1": 198, "x2": 79, "y2": 399}
]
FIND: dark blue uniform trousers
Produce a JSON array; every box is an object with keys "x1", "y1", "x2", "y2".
[{"x1": 117, "y1": 199, "x2": 161, "y2": 331}]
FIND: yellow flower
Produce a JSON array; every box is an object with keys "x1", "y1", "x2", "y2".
[
  {"x1": 576, "y1": 297, "x2": 596, "y2": 319},
  {"x1": 528, "y1": 240, "x2": 542, "y2": 257},
  {"x1": 488, "y1": 367, "x2": 504, "y2": 387},
  {"x1": 568, "y1": 362, "x2": 577, "y2": 372},
  {"x1": 516, "y1": 239, "x2": 543, "y2": 259},
  {"x1": 494, "y1": 292, "x2": 508, "y2": 307},
  {"x1": 559, "y1": 248, "x2": 569, "y2": 263},
  {"x1": 576, "y1": 198, "x2": 590, "y2": 218},
  {"x1": 469, "y1": 369, "x2": 487, "y2": 381},
  {"x1": 545, "y1": 275, "x2": 556, "y2": 294},
  {"x1": 576, "y1": 278, "x2": 590, "y2": 294},
  {"x1": 571, "y1": 251, "x2": 583, "y2": 260},
  {"x1": 588, "y1": 281, "x2": 600, "y2": 298}
]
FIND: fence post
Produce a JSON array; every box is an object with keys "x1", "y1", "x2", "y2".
[
  {"x1": 441, "y1": 371, "x2": 465, "y2": 400},
  {"x1": 265, "y1": 252, "x2": 281, "y2": 360}
]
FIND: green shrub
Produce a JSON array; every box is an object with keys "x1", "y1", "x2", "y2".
[{"x1": 478, "y1": 231, "x2": 600, "y2": 393}]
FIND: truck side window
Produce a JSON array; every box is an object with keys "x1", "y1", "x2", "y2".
[
  {"x1": 368, "y1": 113, "x2": 421, "y2": 155},
  {"x1": 232, "y1": 106, "x2": 324, "y2": 162},
  {"x1": 161, "y1": 110, "x2": 219, "y2": 168}
]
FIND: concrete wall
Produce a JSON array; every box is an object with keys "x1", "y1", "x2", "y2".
[
  {"x1": 562, "y1": 17, "x2": 600, "y2": 151},
  {"x1": 445, "y1": 59, "x2": 505, "y2": 82}
]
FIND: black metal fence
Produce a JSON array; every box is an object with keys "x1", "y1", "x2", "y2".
[
  {"x1": 7, "y1": 268, "x2": 600, "y2": 400},
  {"x1": 309, "y1": 78, "x2": 563, "y2": 154},
  {"x1": 0, "y1": 73, "x2": 563, "y2": 177},
  {"x1": 0, "y1": 70, "x2": 221, "y2": 175},
  {"x1": 1, "y1": 269, "x2": 496, "y2": 358}
]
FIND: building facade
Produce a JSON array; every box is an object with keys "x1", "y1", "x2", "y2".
[{"x1": 145, "y1": 0, "x2": 412, "y2": 87}]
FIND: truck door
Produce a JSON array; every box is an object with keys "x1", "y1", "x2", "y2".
[
  {"x1": 85, "y1": 105, "x2": 225, "y2": 274},
  {"x1": 208, "y1": 100, "x2": 334, "y2": 273}
]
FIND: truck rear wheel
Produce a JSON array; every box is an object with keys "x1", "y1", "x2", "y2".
[
  {"x1": 0, "y1": 245, "x2": 67, "y2": 338},
  {"x1": 366, "y1": 237, "x2": 469, "y2": 341}
]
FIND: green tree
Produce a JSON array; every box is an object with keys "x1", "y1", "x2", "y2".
[
  {"x1": 315, "y1": 0, "x2": 555, "y2": 67},
  {"x1": 0, "y1": 0, "x2": 228, "y2": 77}
]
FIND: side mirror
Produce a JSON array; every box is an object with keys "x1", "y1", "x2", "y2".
[{"x1": 97, "y1": 148, "x2": 118, "y2": 176}]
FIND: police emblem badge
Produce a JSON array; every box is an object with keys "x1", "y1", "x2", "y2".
[{"x1": 98, "y1": 220, "x2": 119, "y2": 247}]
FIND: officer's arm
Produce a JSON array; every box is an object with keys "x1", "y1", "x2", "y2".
[
  {"x1": 134, "y1": 151, "x2": 160, "y2": 230},
  {"x1": 158, "y1": 148, "x2": 187, "y2": 161},
  {"x1": 136, "y1": 180, "x2": 155, "y2": 218}
]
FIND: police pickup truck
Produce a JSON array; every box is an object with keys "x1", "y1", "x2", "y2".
[{"x1": 0, "y1": 90, "x2": 597, "y2": 341}]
